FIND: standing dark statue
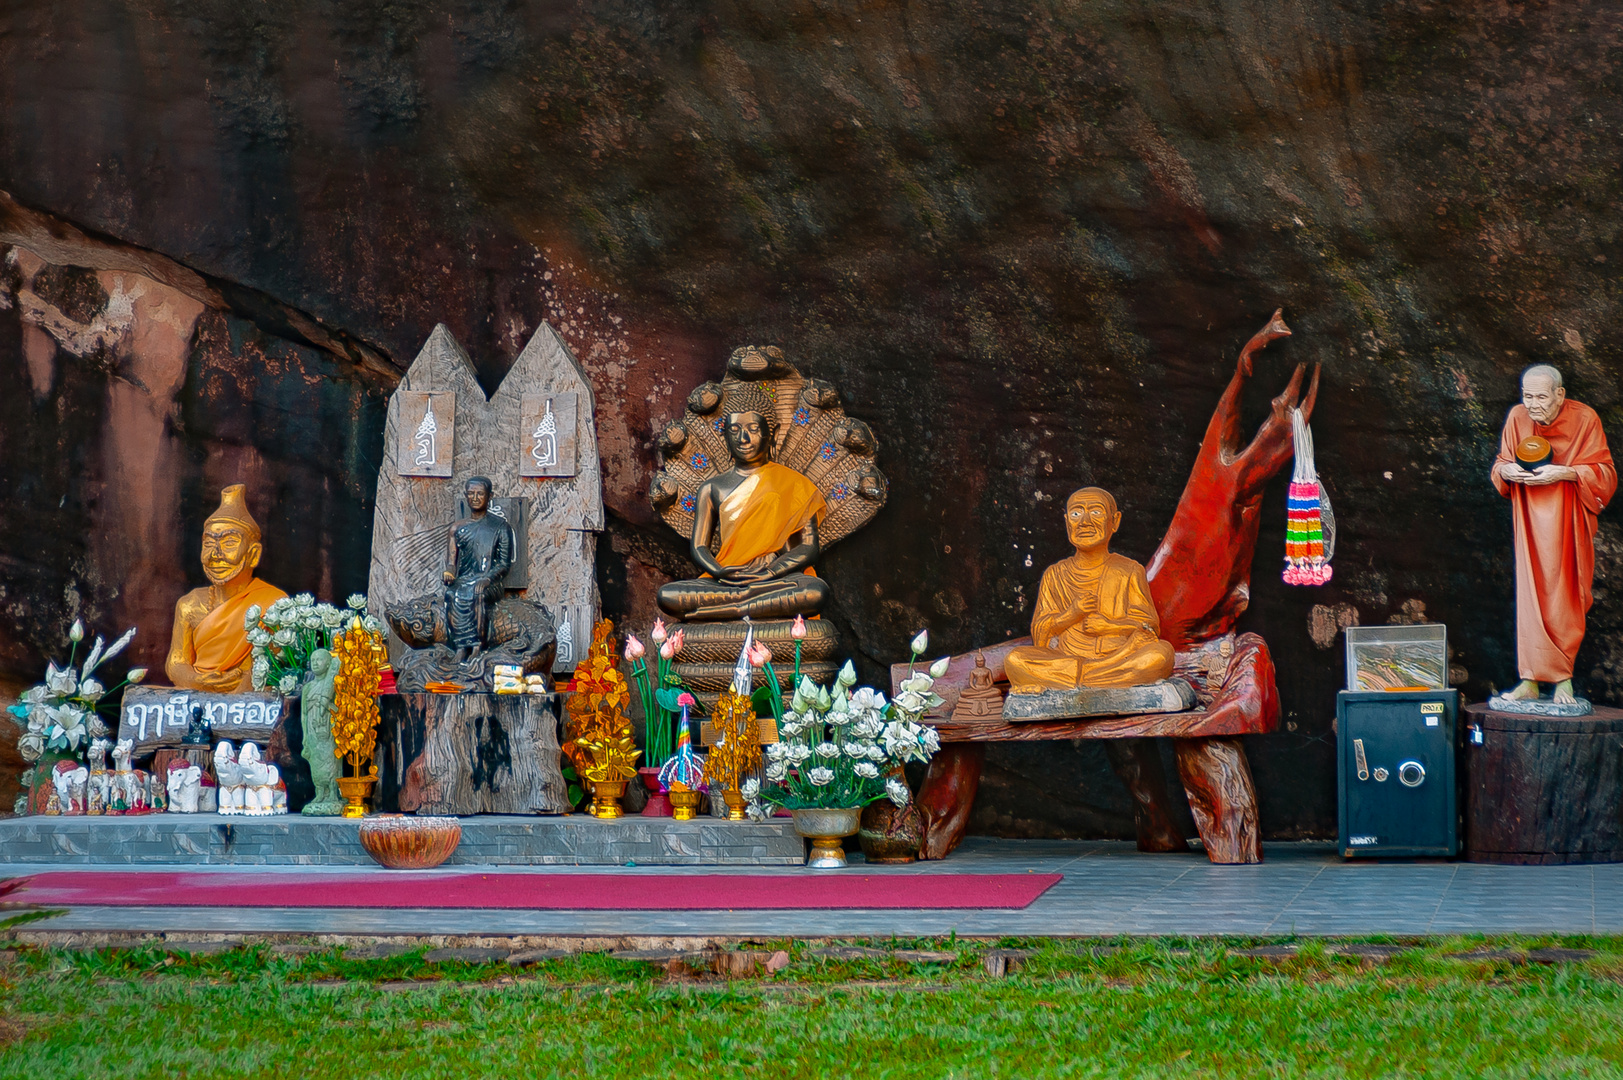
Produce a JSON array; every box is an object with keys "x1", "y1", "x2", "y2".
[{"x1": 443, "y1": 476, "x2": 514, "y2": 657}]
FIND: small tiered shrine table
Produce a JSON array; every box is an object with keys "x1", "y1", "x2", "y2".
[{"x1": 911, "y1": 634, "x2": 1279, "y2": 864}]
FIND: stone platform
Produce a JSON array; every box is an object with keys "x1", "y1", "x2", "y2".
[{"x1": 0, "y1": 815, "x2": 805, "y2": 867}]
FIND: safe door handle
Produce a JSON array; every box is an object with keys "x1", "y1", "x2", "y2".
[{"x1": 1354, "y1": 738, "x2": 1369, "y2": 781}]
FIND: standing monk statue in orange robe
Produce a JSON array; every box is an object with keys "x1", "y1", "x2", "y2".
[
  {"x1": 165, "y1": 485, "x2": 288, "y2": 692},
  {"x1": 657, "y1": 383, "x2": 830, "y2": 621},
  {"x1": 1005, "y1": 487, "x2": 1177, "y2": 692},
  {"x1": 1492, "y1": 365, "x2": 1616, "y2": 706}
]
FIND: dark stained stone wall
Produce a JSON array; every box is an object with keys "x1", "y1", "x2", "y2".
[{"x1": 3, "y1": 0, "x2": 1622, "y2": 837}]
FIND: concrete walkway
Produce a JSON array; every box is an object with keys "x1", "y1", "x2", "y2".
[{"x1": 3, "y1": 838, "x2": 1619, "y2": 939}]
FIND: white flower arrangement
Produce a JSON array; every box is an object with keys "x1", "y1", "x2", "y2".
[
  {"x1": 751, "y1": 631, "x2": 946, "y2": 814},
  {"x1": 6, "y1": 622, "x2": 142, "y2": 771},
  {"x1": 248, "y1": 592, "x2": 378, "y2": 691}
]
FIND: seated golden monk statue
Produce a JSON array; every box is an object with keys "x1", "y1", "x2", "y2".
[
  {"x1": 1005, "y1": 487, "x2": 1175, "y2": 693},
  {"x1": 657, "y1": 383, "x2": 829, "y2": 621},
  {"x1": 165, "y1": 485, "x2": 287, "y2": 693}
]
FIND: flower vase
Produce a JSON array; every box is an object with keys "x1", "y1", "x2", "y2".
[
  {"x1": 638, "y1": 766, "x2": 671, "y2": 817},
  {"x1": 667, "y1": 784, "x2": 703, "y2": 821},
  {"x1": 792, "y1": 807, "x2": 862, "y2": 868},
  {"x1": 859, "y1": 799, "x2": 924, "y2": 864},
  {"x1": 590, "y1": 780, "x2": 628, "y2": 819},
  {"x1": 335, "y1": 774, "x2": 375, "y2": 819},
  {"x1": 721, "y1": 785, "x2": 749, "y2": 821}
]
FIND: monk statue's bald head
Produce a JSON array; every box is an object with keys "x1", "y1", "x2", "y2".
[{"x1": 1064, "y1": 487, "x2": 1122, "y2": 556}]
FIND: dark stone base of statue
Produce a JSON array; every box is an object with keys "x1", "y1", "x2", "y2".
[
  {"x1": 1463, "y1": 703, "x2": 1623, "y2": 864},
  {"x1": 376, "y1": 693, "x2": 570, "y2": 815},
  {"x1": 386, "y1": 595, "x2": 557, "y2": 693},
  {"x1": 670, "y1": 617, "x2": 840, "y2": 701}
]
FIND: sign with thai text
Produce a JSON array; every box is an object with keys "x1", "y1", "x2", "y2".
[{"x1": 117, "y1": 687, "x2": 285, "y2": 755}]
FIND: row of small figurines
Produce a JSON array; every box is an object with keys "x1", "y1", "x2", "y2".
[{"x1": 40, "y1": 739, "x2": 288, "y2": 817}]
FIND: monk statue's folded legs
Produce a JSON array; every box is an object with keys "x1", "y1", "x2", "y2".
[
  {"x1": 658, "y1": 573, "x2": 829, "y2": 622},
  {"x1": 1004, "y1": 638, "x2": 1176, "y2": 692}
]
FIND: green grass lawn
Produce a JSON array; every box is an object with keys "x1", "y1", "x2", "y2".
[{"x1": 2, "y1": 937, "x2": 1622, "y2": 1079}]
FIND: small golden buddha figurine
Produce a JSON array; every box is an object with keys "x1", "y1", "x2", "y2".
[
  {"x1": 951, "y1": 650, "x2": 1004, "y2": 721},
  {"x1": 165, "y1": 485, "x2": 287, "y2": 693},
  {"x1": 1005, "y1": 487, "x2": 1176, "y2": 693}
]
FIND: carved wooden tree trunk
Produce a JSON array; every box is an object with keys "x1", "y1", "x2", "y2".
[
  {"x1": 1174, "y1": 737, "x2": 1261, "y2": 864},
  {"x1": 379, "y1": 693, "x2": 569, "y2": 815}
]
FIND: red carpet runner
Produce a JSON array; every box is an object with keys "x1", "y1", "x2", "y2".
[{"x1": 11, "y1": 871, "x2": 1062, "y2": 910}]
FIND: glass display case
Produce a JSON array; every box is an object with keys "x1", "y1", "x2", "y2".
[{"x1": 1345, "y1": 624, "x2": 1448, "y2": 692}]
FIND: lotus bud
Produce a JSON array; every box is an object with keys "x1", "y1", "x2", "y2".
[
  {"x1": 127, "y1": 668, "x2": 147, "y2": 684},
  {"x1": 791, "y1": 614, "x2": 808, "y2": 640},
  {"x1": 669, "y1": 628, "x2": 685, "y2": 654},
  {"x1": 815, "y1": 685, "x2": 833, "y2": 712},
  {"x1": 910, "y1": 629, "x2": 929, "y2": 656},
  {"x1": 659, "y1": 638, "x2": 677, "y2": 660},
  {"x1": 929, "y1": 656, "x2": 950, "y2": 679},
  {"x1": 748, "y1": 641, "x2": 772, "y2": 668},
  {"x1": 69, "y1": 620, "x2": 85, "y2": 643},
  {"x1": 836, "y1": 660, "x2": 857, "y2": 688},
  {"x1": 624, "y1": 635, "x2": 645, "y2": 661},
  {"x1": 651, "y1": 618, "x2": 668, "y2": 644}
]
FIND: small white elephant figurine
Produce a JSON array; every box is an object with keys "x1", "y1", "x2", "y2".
[
  {"x1": 54, "y1": 764, "x2": 89, "y2": 815},
  {"x1": 167, "y1": 763, "x2": 203, "y2": 813},
  {"x1": 237, "y1": 743, "x2": 281, "y2": 816},
  {"x1": 213, "y1": 741, "x2": 244, "y2": 816}
]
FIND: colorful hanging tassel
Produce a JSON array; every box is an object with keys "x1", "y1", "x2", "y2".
[{"x1": 1284, "y1": 407, "x2": 1335, "y2": 586}]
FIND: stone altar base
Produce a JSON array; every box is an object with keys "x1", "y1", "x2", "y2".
[
  {"x1": 1002, "y1": 679, "x2": 1197, "y2": 722},
  {"x1": 0, "y1": 815, "x2": 805, "y2": 866}
]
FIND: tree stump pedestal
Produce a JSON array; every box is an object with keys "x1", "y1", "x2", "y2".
[
  {"x1": 1463, "y1": 703, "x2": 1623, "y2": 864},
  {"x1": 378, "y1": 693, "x2": 570, "y2": 816}
]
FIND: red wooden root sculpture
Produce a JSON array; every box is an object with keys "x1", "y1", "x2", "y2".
[{"x1": 916, "y1": 311, "x2": 1315, "y2": 863}]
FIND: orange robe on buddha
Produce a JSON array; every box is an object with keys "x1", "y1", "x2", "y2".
[
  {"x1": 1493, "y1": 401, "x2": 1616, "y2": 683},
  {"x1": 712, "y1": 461, "x2": 827, "y2": 573}
]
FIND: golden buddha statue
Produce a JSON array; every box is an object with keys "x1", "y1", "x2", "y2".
[
  {"x1": 657, "y1": 382, "x2": 830, "y2": 622},
  {"x1": 165, "y1": 485, "x2": 287, "y2": 693},
  {"x1": 1005, "y1": 487, "x2": 1175, "y2": 693}
]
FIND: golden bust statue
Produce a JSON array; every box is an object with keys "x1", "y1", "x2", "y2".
[
  {"x1": 1005, "y1": 487, "x2": 1175, "y2": 693},
  {"x1": 165, "y1": 485, "x2": 287, "y2": 693},
  {"x1": 657, "y1": 382, "x2": 829, "y2": 621}
]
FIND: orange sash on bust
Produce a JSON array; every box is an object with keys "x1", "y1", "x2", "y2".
[
  {"x1": 192, "y1": 578, "x2": 288, "y2": 675},
  {"x1": 714, "y1": 462, "x2": 827, "y2": 568}
]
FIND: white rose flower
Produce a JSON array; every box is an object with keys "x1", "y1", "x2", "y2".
[
  {"x1": 853, "y1": 761, "x2": 880, "y2": 780},
  {"x1": 303, "y1": 614, "x2": 325, "y2": 630},
  {"x1": 886, "y1": 776, "x2": 911, "y2": 807},
  {"x1": 854, "y1": 717, "x2": 883, "y2": 739},
  {"x1": 45, "y1": 663, "x2": 77, "y2": 696},
  {"x1": 815, "y1": 742, "x2": 841, "y2": 759},
  {"x1": 745, "y1": 801, "x2": 769, "y2": 821},
  {"x1": 741, "y1": 778, "x2": 760, "y2": 799},
  {"x1": 922, "y1": 727, "x2": 940, "y2": 755},
  {"x1": 788, "y1": 745, "x2": 813, "y2": 765},
  {"x1": 779, "y1": 718, "x2": 805, "y2": 738},
  {"x1": 247, "y1": 629, "x2": 271, "y2": 647},
  {"x1": 278, "y1": 674, "x2": 299, "y2": 694},
  {"x1": 244, "y1": 605, "x2": 262, "y2": 631},
  {"x1": 20, "y1": 685, "x2": 50, "y2": 705},
  {"x1": 78, "y1": 678, "x2": 105, "y2": 703},
  {"x1": 362, "y1": 615, "x2": 382, "y2": 634},
  {"x1": 273, "y1": 629, "x2": 295, "y2": 647},
  {"x1": 866, "y1": 745, "x2": 886, "y2": 761},
  {"x1": 18, "y1": 732, "x2": 44, "y2": 762},
  {"x1": 894, "y1": 690, "x2": 927, "y2": 715},
  {"x1": 251, "y1": 655, "x2": 270, "y2": 690},
  {"x1": 843, "y1": 742, "x2": 868, "y2": 759},
  {"x1": 87, "y1": 714, "x2": 110, "y2": 738},
  {"x1": 294, "y1": 593, "x2": 315, "y2": 606},
  {"x1": 321, "y1": 607, "x2": 345, "y2": 629},
  {"x1": 808, "y1": 767, "x2": 835, "y2": 787},
  {"x1": 900, "y1": 673, "x2": 933, "y2": 696},
  {"x1": 347, "y1": 593, "x2": 368, "y2": 611},
  {"x1": 765, "y1": 761, "x2": 788, "y2": 782},
  {"x1": 850, "y1": 688, "x2": 887, "y2": 713},
  {"x1": 765, "y1": 742, "x2": 788, "y2": 762}
]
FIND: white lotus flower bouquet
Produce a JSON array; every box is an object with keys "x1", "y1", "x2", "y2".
[
  {"x1": 750, "y1": 631, "x2": 945, "y2": 815},
  {"x1": 248, "y1": 593, "x2": 381, "y2": 694},
  {"x1": 6, "y1": 620, "x2": 143, "y2": 766}
]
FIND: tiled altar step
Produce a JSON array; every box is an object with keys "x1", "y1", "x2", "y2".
[{"x1": 0, "y1": 815, "x2": 805, "y2": 866}]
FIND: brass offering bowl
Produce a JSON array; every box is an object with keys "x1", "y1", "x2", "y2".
[{"x1": 357, "y1": 814, "x2": 463, "y2": 869}]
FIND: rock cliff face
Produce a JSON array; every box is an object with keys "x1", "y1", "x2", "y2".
[{"x1": 2, "y1": 0, "x2": 1621, "y2": 837}]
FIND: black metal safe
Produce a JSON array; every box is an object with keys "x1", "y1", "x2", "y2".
[{"x1": 1337, "y1": 689, "x2": 1458, "y2": 858}]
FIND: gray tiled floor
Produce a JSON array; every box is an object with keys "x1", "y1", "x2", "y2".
[{"x1": 3, "y1": 838, "x2": 1619, "y2": 938}]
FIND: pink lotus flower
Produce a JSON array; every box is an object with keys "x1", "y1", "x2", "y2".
[
  {"x1": 790, "y1": 614, "x2": 808, "y2": 640},
  {"x1": 669, "y1": 628, "x2": 685, "y2": 654},
  {"x1": 748, "y1": 641, "x2": 772, "y2": 668},
  {"x1": 624, "y1": 635, "x2": 645, "y2": 661},
  {"x1": 677, "y1": 692, "x2": 695, "y2": 707},
  {"x1": 650, "y1": 618, "x2": 668, "y2": 644},
  {"x1": 660, "y1": 638, "x2": 677, "y2": 660}
]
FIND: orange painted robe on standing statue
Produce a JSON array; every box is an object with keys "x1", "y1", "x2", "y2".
[{"x1": 1493, "y1": 401, "x2": 1617, "y2": 683}]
